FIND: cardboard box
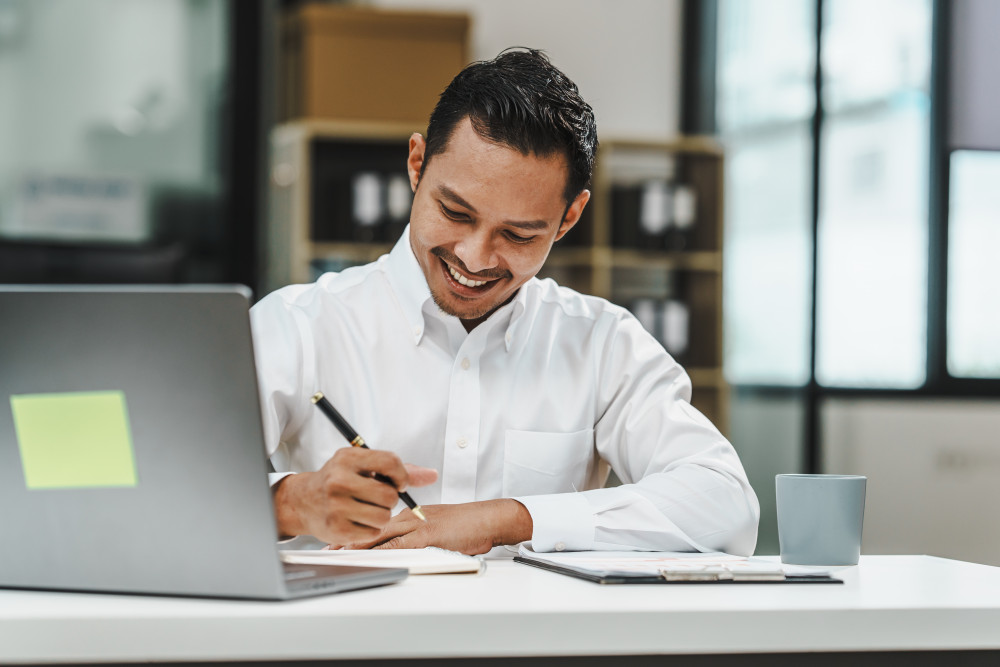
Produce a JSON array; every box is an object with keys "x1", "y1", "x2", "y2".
[{"x1": 280, "y1": 5, "x2": 470, "y2": 125}]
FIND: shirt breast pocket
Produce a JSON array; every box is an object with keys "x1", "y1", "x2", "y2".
[{"x1": 502, "y1": 428, "x2": 595, "y2": 498}]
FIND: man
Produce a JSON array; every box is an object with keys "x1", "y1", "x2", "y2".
[{"x1": 252, "y1": 49, "x2": 759, "y2": 556}]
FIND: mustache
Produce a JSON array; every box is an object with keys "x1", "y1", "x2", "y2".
[{"x1": 431, "y1": 247, "x2": 512, "y2": 281}]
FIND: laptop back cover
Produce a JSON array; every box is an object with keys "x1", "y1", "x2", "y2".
[{"x1": 0, "y1": 286, "x2": 291, "y2": 599}]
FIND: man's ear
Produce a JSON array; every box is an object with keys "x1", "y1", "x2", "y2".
[
  {"x1": 407, "y1": 133, "x2": 426, "y2": 192},
  {"x1": 554, "y1": 189, "x2": 591, "y2": 242}
]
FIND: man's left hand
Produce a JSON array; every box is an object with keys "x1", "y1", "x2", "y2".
[{"x1": 340, "y1": 499, "x2": 533, "y2": 555}]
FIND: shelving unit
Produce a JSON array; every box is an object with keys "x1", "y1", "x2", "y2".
[
  {"x1": 266, "y1": 122, "x2": 728, "y2": 432},
  {"x1": 538, "y1": 138, "x2": 728, "y2": 432},
  {"x1": 266, "y1": 120, "x2": 417, "y2": 294}
]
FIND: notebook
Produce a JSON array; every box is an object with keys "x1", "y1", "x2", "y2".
[
  {"x1": 281, "y1": 547, "x2": 485, "y2": 575},
  {"x1": 0, "y1": 285, "x2": 407, "y2": 600},
  {"x1": 515, "y1": 546, "x2": 842, "y2": 584}
]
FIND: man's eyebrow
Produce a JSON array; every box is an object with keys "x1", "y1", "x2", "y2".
[
  {"x1": 437, "y1": 184, "x2": 552, "y2": 232},
  {"x1": 438, "y1": 185, "x2": 478, "y2": 213},
  {"x1": 504, "y1": 219, "x2": 551, "y2": 231}
]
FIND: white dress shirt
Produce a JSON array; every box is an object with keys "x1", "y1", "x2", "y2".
[{"x1": 250, "y1": 227, "x2": 759, "y2": 555}]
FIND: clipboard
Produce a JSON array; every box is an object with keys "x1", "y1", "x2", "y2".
[{"x1": 513, "y1": 547, "x2": 842, "y2": 585}]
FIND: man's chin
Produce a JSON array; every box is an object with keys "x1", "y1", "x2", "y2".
[{"x1": 430, "y1": 290, "x2": 497, "y2": 322}]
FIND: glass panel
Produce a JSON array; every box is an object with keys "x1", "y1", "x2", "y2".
[
  {"x1": 716, "y1": 0, "x2": 816, "y2": 132},
  {"x1": 0, "y1": 0, "x2": 229, "y2": 283},
  {"x1": 948, "y1": 150, "x2": 1000, "y2": 378},
  {"x1": 723, "y1": 127, "x2": 814, "y2": 385},
  {"x1": 816, "y1": 0, "x2": 932, "y2": 388},
  {"x1": 717, "y1": 0, "x2": 816, "y2": 386}
]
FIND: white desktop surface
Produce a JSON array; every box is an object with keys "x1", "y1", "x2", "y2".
[{"x1": 2, "y1": 555, "x2": 1000, "y2": 663}]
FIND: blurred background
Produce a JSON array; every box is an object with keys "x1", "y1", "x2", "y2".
[{"x1": 0, "y1": 0, "x2": 997, "y2": 563}]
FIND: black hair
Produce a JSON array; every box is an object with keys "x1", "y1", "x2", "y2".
[{"x1": 423, "y1": 48, "x2": 598, "y2": 204}]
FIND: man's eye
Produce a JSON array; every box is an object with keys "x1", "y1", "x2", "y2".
[
  {"x1": 440, "y1": 204, "x2": 469, "y2": 221},
  {"x1": 504, "y1": 231, "x2": 534, "y2": 244}
]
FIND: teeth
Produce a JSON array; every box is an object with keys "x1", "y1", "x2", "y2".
[{"x1": 449, "y1": 265, "x2": 488, "y2": 288}]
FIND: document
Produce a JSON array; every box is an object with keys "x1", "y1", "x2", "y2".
[
  {"x1": 280, "y1": 546, "x2": 485, "y2": 575},
  {"x1": 515, "y1": 545, "x2": 841, "y2": 584}
]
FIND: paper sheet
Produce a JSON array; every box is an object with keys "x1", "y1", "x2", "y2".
[{"x1": 280, "y1": 547, "x2": 485, "y2": 575}]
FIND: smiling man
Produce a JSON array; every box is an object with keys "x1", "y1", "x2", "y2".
[{"x1": 251, "y1": 49, "x2": 759, "y2": 556}]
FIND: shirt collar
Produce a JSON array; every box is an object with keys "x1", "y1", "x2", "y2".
[
  {"x1": 384, "y1": 224, "x2": 532, "y2": 351},
  {"x1": 384, "y1": 225, "x2": 433, "y2": 345}
]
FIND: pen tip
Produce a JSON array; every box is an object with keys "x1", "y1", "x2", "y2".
[
  {"x1": 311, "y1": 392, "x2": 324, "y2": 403},
  {"x1": 412, "y1": 506, "x2": 427, "y2": 522}
]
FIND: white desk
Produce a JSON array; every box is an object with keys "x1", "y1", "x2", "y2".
[{"x1": 2, "y1": 556, "x2": 1000, "y2": 665}]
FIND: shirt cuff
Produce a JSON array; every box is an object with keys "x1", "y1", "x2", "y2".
[
  {"x1": 514, "y1": 492, "x2": 595, "y2": 552},
  {"x1": 269, "y1": 471, "x2": 294, "y2": 487}
]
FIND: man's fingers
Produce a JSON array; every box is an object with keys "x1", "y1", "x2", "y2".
[
  {"x1": 340, "y1": 522, "x2": 382, "y2": 544},
  {"x1": 331, "y1": 447, "x2": 410, "y2": 490},
  {"x1": 341, "y1": 497, "x2": 393, "y2": 531},
  {"x1": 372, "y1": 534, "x2": 410, "y2": 550},
  {"x1": 342, "y1": 473, "x2": 400, "y2": 511},
  {"x1": 404, "y1": 463, "x2": 439, "y2": 488}
]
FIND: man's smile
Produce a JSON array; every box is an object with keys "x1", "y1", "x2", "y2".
[
  {"x1": 447, "y1": 264, "x2": 489, "y2": 287},
  {"x1": 438, "y1": 257, "x2": 504, "y2": 297}
]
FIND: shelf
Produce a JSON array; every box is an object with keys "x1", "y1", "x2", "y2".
[
  {"x1": 599, "y1": 135, "x2": 724, "y2": 157},
  {"x1": 686, "y1": 368, "x2": 726, "y2": 387},
  {"x1": 273, "y1": 119, "x2": 419, "y2": 145},
  {"x1": 547, "y1": 247, "x2": 722, "y2": 272},
  {"x1": 310, "y1": 242, "x2": 393, "y2": 263},
  {"x1": 308, "y1": 244, "x2": 723, "y2": 274}
]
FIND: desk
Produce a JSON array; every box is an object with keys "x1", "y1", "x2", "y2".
[{"x1": 2, "y1": 556, "x2": 999, "y2": 665}]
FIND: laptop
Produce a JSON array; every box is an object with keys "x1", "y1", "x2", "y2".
[{"x1": 0, "y1": 285, "x2": 407, "y2": 600}]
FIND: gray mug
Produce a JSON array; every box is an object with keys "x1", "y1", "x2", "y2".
[{"x1": 776, "y1": 474, "x2": 866, "y2": 566}]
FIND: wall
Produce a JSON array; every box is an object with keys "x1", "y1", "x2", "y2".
[
  {"x1": 823, "y1": 399, "x2": 1000, "y2": 566},
  {"x1": 367, "y1": 0, "x2": 683, "y2": 141},
  {"x1": 949, "y1": 0, "x2": 1000, "y2": 149}
]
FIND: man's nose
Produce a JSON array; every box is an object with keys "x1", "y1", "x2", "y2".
[{"x1": 454, "y1": 228, "x2": 499, "y2": 274}]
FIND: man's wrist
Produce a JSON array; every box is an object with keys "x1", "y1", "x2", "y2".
[
  {"x1": 272, "y1": 473, "x2": 304, "y2": 539},
  {"x1": 492, "y1": 498, "x2": 533, "y2": 547}
]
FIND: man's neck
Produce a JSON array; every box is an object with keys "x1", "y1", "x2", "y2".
[{"x1": 460, "y1": 290, "x2": 520, "y2": 332}]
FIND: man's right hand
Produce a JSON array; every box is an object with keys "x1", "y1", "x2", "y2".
[{"x1": 272, "y1": 447, "x2": 437, "y2": 545}]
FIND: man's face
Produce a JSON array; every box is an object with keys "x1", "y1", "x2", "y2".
[{"x1": 406, "y1": 118, "x2": 590, "y2": 329}]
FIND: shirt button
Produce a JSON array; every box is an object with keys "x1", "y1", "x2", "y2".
[
  {"x1": 461, "y1": 357, "x2": 471, "y2": 370},
  {"x1": 555, "y1": 542, "x2": 567, "y2": 552},
  {"x1": 413, "y1": 326, "x2": 422, "y2": 337},
  {"x1": 505, "y1": 332, "x2": 512, "y2": 344},
  {"x1": 456, "y1": 437, "x2": 468, "y2": 449}
]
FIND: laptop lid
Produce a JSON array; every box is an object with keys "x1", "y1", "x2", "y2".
[{"x1": 0, "y1": 285, "x2": 405, "y2": 600}]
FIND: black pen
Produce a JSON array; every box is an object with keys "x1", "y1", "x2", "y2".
[{"x1": 311, "y1": 391, "x2": 427, "y2": 522}]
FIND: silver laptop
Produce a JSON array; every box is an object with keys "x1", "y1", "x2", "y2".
[{"x1": 0, "y1": 285, "x2": 406, "y2": 600}]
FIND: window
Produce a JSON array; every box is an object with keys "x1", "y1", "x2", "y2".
[
  {"x1": 947, "y1": 150, "x2": 1000, "y2": 378},
  {"x1": 715, "y1": 0, "x2": 935, "y2": 390},
  {"x1": 816, "y1": 0, "x2": 932, "y2": 388},
  {"x1": 0, "y1": 0, "x2": 262, "y2": 288},
  {"x1": 717, "y1": 0, "x2": 815, "y2": 386}
]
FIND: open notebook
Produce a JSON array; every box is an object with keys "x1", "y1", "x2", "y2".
[{"x1": 280, "y1": 547, "x2": 485, "y2": 575}]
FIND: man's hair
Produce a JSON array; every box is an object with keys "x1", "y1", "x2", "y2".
[{"x1": 423, "y1": 48, "x2": 598, "y2": 204}]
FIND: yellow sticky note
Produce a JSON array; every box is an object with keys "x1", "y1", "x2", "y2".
[{"x1": 10, "y1": 391, "x2": 138, "y2": 490}]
